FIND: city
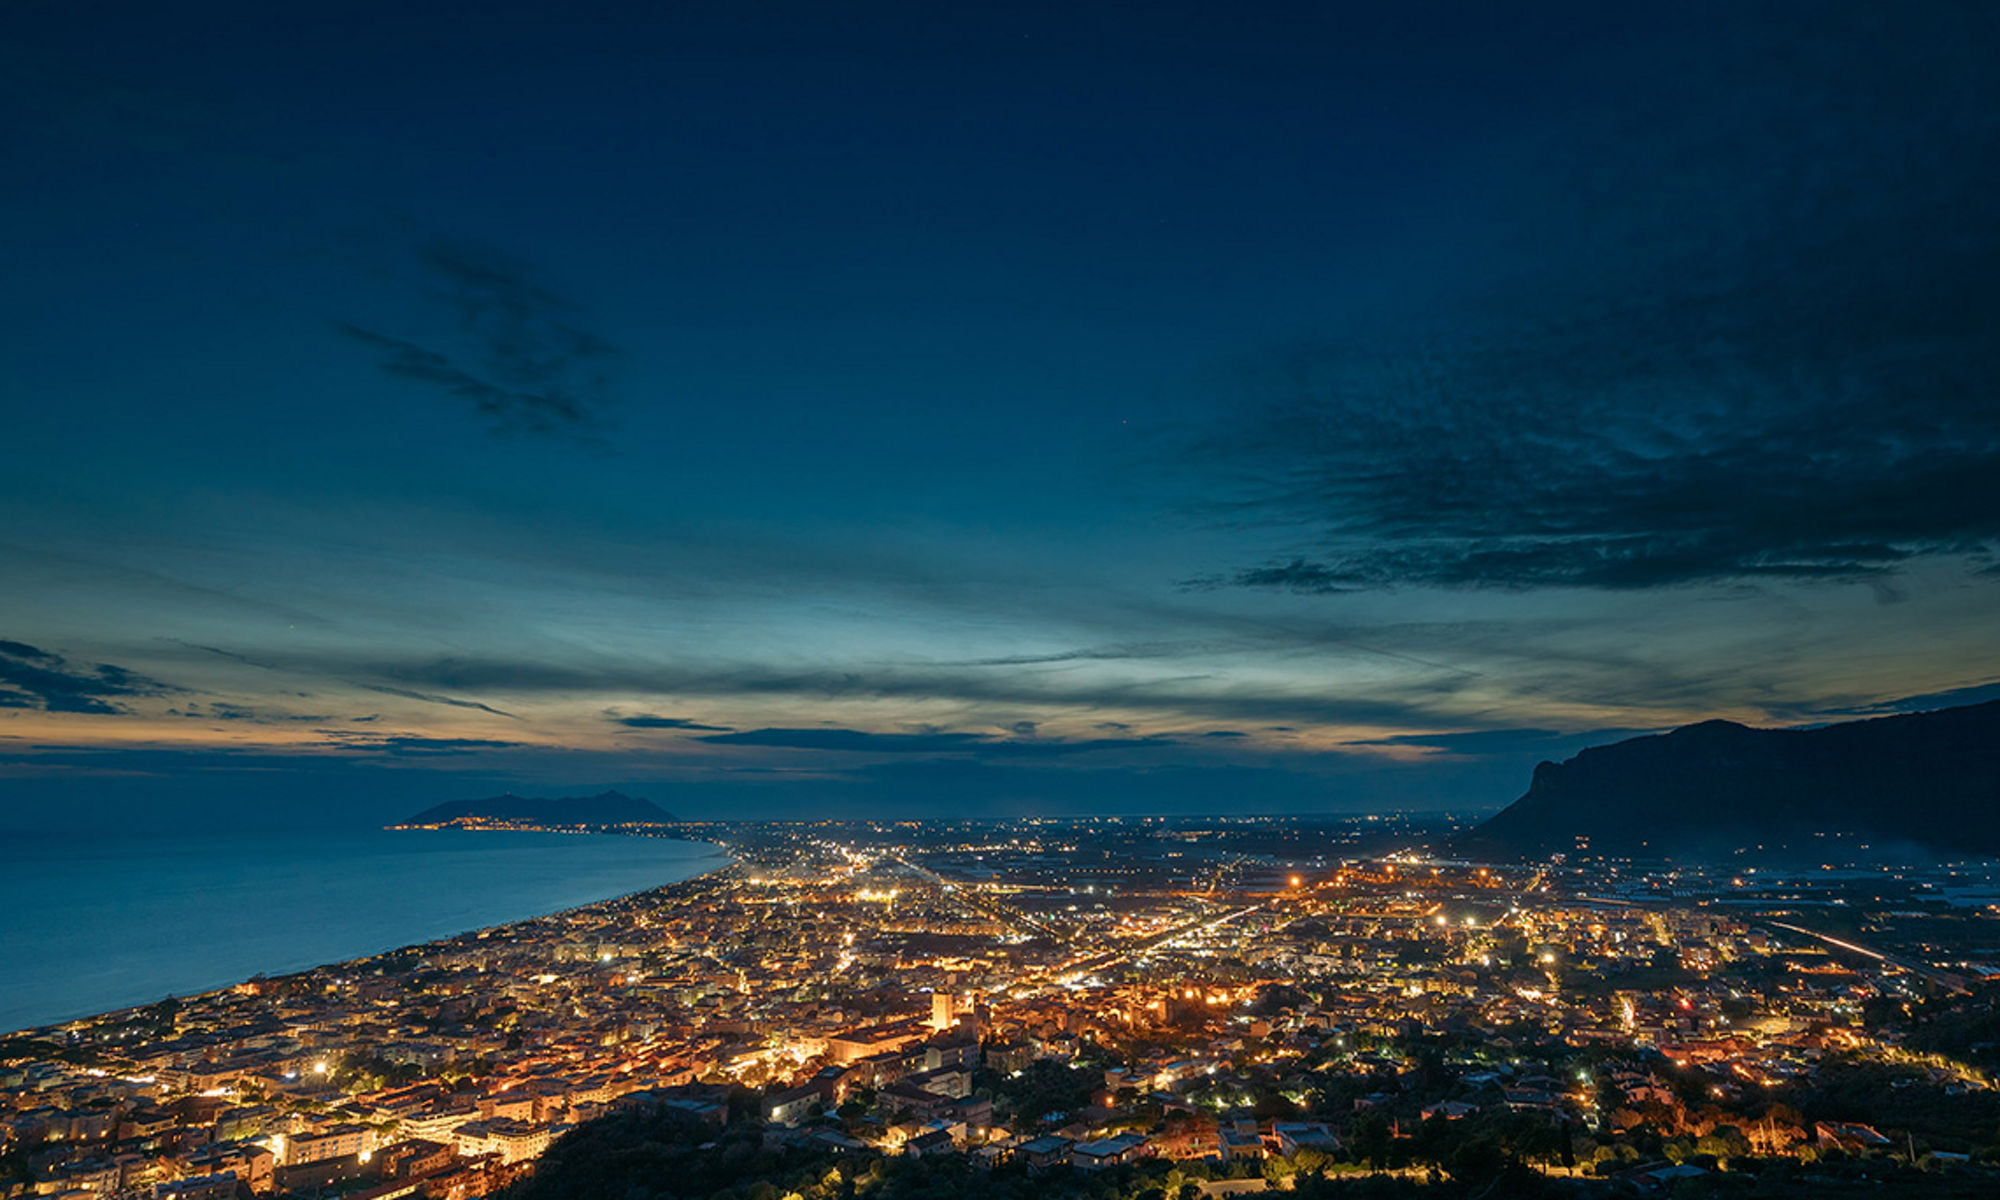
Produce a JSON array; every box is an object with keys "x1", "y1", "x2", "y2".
[
  {"x1": 7, "y1": 818, "x2": 2000, "y2": 1199},
  {"x1": 8, "y1": 2, "x2": 2000, "y2": 1199}
]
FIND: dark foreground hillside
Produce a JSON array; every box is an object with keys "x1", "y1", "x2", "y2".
[{"x1": 502, "y1": 1103, "x2": 2000, "y2": 1200}]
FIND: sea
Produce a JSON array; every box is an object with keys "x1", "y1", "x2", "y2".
[{"x1": 0, "y1": 828, "x2": 729, "y2": 1035}]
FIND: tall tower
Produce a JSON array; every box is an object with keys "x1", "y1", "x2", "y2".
[{"x1": 930, "y1": 991, "x2": 960, "y2": 1032}]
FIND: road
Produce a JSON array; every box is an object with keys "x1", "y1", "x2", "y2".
[{"x1": 1765, "y1": 920, "x2": 1967, "y2": 994}]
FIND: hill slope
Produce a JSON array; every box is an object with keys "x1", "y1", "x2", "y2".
[
  {"x1": 398, "y1": 789, "x2": 676, "y2": 828},
  {"x1": 1467, "y1": 700, "x2": 2000, "y2": 859}
]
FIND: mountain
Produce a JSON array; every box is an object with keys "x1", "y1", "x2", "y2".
[
  {"x1": 396, "y1": 790, "x2": 677, "y2": 828},
  {"x1": 1466, "y1": 700, "x2": 2000, "y2": 860}
]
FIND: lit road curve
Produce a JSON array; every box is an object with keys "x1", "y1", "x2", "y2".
[
  {"x1": 1051, "y1": 903, "x2": 1267, "y2": 981},
  {"x1": 889, "y1": 855, "x2": 1076, "y2": 943},
  {"x1": 1764, "y1": 920, "x2": 1967, "y2": 993}
]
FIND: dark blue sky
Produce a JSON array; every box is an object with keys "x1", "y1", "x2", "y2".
[{"x1": 4, "y1": 1, "x2": 1997, "y2": 829}]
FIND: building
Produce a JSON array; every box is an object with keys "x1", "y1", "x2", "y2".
[
  {"x1": 1016, "y1": 1135, "x2": 1073, "y2": 1169},
  {"x1": 765, "y1": 1083, "x2": 824, "y2": 1126},
  {"x1": 931, "y1": 992, "x2": 963, "y2": 1033},
  {"x1": 155, "y1": 1172, "x2": 241, "y2": 1200},
  {"x1": 285, "y1": 1122, "x2": 375, "y2": 1166},
  {"x1": 1072, "y1": 1133, "x2": 1150, "y2": 1170},
  {"x1": 452, "y1": 1118, "x2": 552, "y2": 1164}
]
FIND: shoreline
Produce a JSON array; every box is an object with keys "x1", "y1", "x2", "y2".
[{"x1": 3, "y1": 831, "x2": 735, "y2": 1039}]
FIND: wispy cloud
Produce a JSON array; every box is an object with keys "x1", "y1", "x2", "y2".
[
  {"x1": 355, "y1": 652, "x2": 1456, "y2": 731},
  {"x1": 362, "y1": 685, "x2": 519, "y2": 720},
  {"x1": 697, "y1": 726, "x2": 1172, "y2": 758},
  {"x1": 1809, "y1": 679, "x2": 2000, "y2": 720},
  {"x1": 1194, "y1": 8, "x2": 2000, "y2": 594},
  {"x1": 611, "y1": 712, "x2": 733, "y2": 731},
  {"x1": 0, "y1": 639, "x2": 170, "y2": 715},
  {"x1": 167, "y1": 701, "x2": 330, "y2": 723},
  {"x1": 335, "y1": 237, "x2": 616, "y2": 440},
  {"x1": 696, "y1": 727, "x2": 988, "y2": 754},
  {"x1": 1343, "y1": 727, "x2": 1652, "y2": 758},
  {"x1": 317, "y1": 731, "x2": 528, "y2": 757}
]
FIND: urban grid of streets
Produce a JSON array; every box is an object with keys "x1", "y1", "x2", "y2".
[{"x1": 6, "y1": 815, "x2": 2000, "y2": 1199}]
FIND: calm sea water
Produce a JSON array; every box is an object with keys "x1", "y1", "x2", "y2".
[{"x1": 0, "y1": 829, "x2": 727, "y2": 1034}]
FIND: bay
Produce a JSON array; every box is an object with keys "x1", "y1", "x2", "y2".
[{"x1": 0, "y1": 828, "x2": 727, "y2": 1034}]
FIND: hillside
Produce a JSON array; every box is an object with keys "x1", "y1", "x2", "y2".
[
  {"x1": 396, "y1": 789, "x2": 676, "y2": 828},
  {"x1": 1467, "y1": 700, "x2": 2000, "y2": 860}
]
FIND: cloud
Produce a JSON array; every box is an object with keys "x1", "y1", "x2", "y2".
[
  {"x1": 0, "y1": 639, "x2": 170, "y2": 714},
  {"x1": 612, "y1": 713, "x2": 733, "y2": 731},
  {"x1": 695, "y1": 726, "x2": 1164, "y2": 758},
  {"x1": 1812, "y1": 679, "x2": 2000, "y2": 719},
  {"x1": 947, "y1": 642, "x2": 1196, "y2": 666},
  {"x1": 334, "y1": 237, "x2": 616, "y2": 440},
  {"x1": 362, "y1": 684, "x2": 518, "y2": 719},
  {"x1": 164, "y1": 645, "x2": 520, "y2": 720},
  {"x1": 1200, "y1": 560, "x2": 1354, "y2": 595},
  {"x1": 360, "y1": 653, "x2": 1451, "y2": 731},
  {"x1": 1344, "y1": 726, "x2": 1657, "y2": 761},
  {"x1": 696, "y1": 727, "x2": 991, "y2": 754},
  {"x1": 1198, "y1": 8, "x2": 2000, "y2": 593},
  {"x1": 317, "y1": 731, "x2": 528, "y2": 757},
  {"x1": 941, "y1": 631, "x2": 1473, "y2": 678},
  {"x1": 1346, "y1": 728, "x2": 1559, "y2": 755},
  {"x1": 168, "y1": 702, "x2": 330, "y2": 723}
]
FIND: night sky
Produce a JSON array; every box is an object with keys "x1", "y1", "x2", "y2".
[{"x1": 5, "y1": 1, "x2": 1998, "y2": 830}]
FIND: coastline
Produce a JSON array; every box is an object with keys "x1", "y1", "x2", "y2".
[{"x1": 2, "y1": 830, "x2": 735, "y2": 1037}]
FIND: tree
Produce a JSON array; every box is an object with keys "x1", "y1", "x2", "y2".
[
  {"x1": 1352, "y1": 1113, "x2": 1392, "y2": 1172},
  {"x1": 1444, "y1": 1137, "x2": 1505, "y2": 1184},
  {"x1": 1697, "y1": 1125, "x2": 1751, "y2": 1160}
]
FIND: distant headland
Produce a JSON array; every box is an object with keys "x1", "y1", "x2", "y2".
[
  {"x1": 389, "y1": 789, "x2": 679, "y2": 831},
  {"x1": 1466, "y1": 699, "x2": 2000, "y2": 861}
]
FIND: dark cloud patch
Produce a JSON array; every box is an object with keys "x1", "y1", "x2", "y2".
[
  {"x1": 974, "y1": 737, "x2": 1167, "y2": 759},
  {"x1": 950, "y1": 642, "x2": 1191, "y2": 666},
  {"x1": 335, "y1": 237, "x2": 616, "y2": 440},
  {"x1": 175, "y1": 641, "x2": 273, "y2": 668},
  {"x1": 1346, "y1": 727, "x2": 1651, "y2": 758},
  {"x1": 1201, "y1": 730, "x2": 1247, "y2": 739},
  {"x1": 1348, "y1": 728, "x2": 1562, "y2": 755},
  {"x1": 0, "y1": 639, "x2": 169, "y2": 714},
  {"x1": 1201, "y1": 6, "x2": 2000, "y2": 593},
  {"x1": 945, "y1": 631, "x2": 1471, "y2": 678},
  {"x1": 697, "y1": 726, "x2": 1165, "y2": 758},
  {"x1": 362, "y1": 684, "x2": 518, "y2": 719},
  {"x1": 319, "y1": 731, "x2": 528, "y2": 758},
  {"x1": 1816, "y1": 679, "x2": 2000, "y2": 719},
  {"x1": 698, "y1": 727, "x2": 993, "y2": 754},
  {"x1": 613, "y1": 713, "x2": 733, "y2": 731},
  {"x1": 1203, "y1": 560, "x2": 1354, "y2": 595},
  {"x1": 168, "y1": 702, "x2": 329, "y2": 723}
]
